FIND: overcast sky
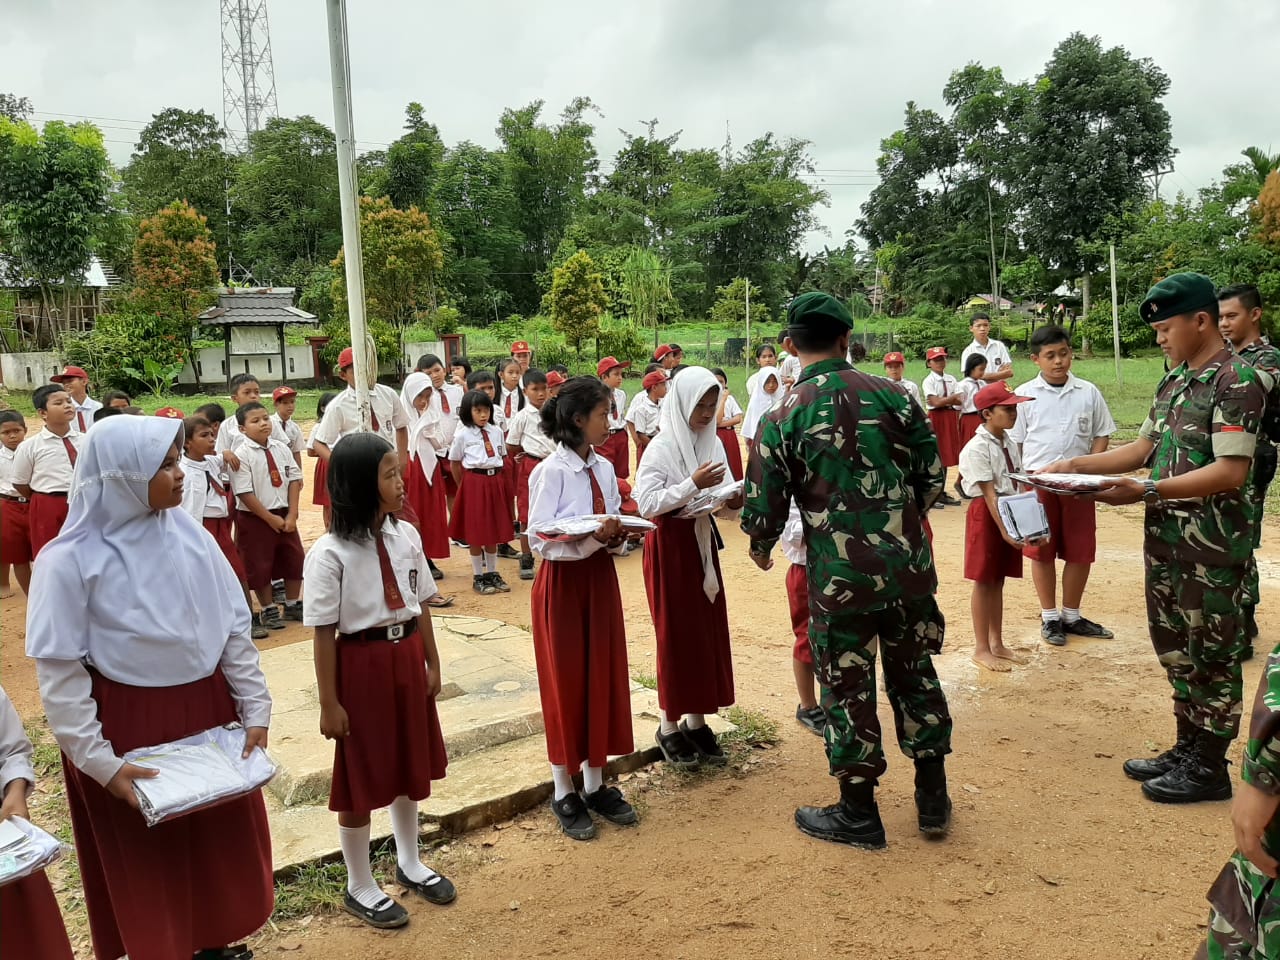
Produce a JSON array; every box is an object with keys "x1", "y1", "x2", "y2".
[{"x1": 5, "y1": 0, "x2": 1277, "y2": 253}]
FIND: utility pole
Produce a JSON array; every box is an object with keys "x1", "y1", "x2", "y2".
[
  {"x1": 1110, "y1": 243, "x2": 1122, "y2": 384},
  {"x1": 744, "y1": 280, "x2": 751, "y2": 373}
]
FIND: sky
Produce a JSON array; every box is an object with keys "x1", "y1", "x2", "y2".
[{"x1": 5, "y1": 0, "x2": 1278, "y2": 254}]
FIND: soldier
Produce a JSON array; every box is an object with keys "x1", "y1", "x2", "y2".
[
  {"x1": 740, "y1": 291, "x2": 952, "y2": 849},
  {"x1": 1219, "y1": 283, "x2": 1280, "y2": 656},
  {"x1": 1043, "y1": 272, "x2": 1269, "y2": 804}
]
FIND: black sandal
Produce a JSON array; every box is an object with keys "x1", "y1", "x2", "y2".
[
  {"x1": 343, "y1": 891, "x2": 410, "y2": 929},
  {"x1": 395, "y1": 866, "x2": 457, "y2": 905},
  {"x1": 655, "y1": 727, "x2": 700, "y2": 770}
]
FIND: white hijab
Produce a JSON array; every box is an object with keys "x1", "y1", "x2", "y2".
[
  {"x1": 647, "y1": 366, "x2": 725, "y2": 603},
  {"x1": 401, "y1": 372, "x2": 440, "y2": 484},
  {"x1": 743, "y1": 366, "x2": 781, "y2": 441},
  {"x1": 25, "y1": 416, "x2": 250, "y2": 686}
]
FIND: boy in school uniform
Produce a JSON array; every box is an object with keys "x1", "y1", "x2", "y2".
[
  {"x1": 1007, "y1": 324, "x2": 1116, "y2": 647},
  {"x1": 783, "y1": 502, "x2": 825, "y2": 737},
  {"x1": 313, "y1": 348, "x2": 410, "y2": 471},
  {"x1": 51, "y1": 365, "x2": 101, "y2": 433},
  {"x1": 232, "y1": 402, "x2": 305, "y2": 629},
  {"x1": 102, "y1": 390, "x2": 132, "y2": 410},
  {"x1": 505, "y1": 369, "x2": 555, "y2": 580},
  {"x1": 215, "y1": 373, "x2": 261, "y2": 460},
  {"x1": 922, "y1": 347, "x2": 963, "y2": 503},
  {"x1": 0, "y1": 411, "x2": 31, "y2": 597},
  {"x1": 546, "y1": 370, "x2": 567, "y2": 398},
  {"x1": 626, "y1": 370, "x2": 667, "y2": 464},
  {"x1": 960, "y1": 313, "x2": 1014, "y2": 384},
  {"x1": 271, "y1": 385, "x2": 306, "y2": 470},
  {"x1": 882, "y1": 352, "x2": 922, "y2": 407},
  {"x1": 597, "y1": 356, "x2": 632, "y2": 479},
  {"x1": 11, "y1": 384, "x2": 83, "y2": 555}
]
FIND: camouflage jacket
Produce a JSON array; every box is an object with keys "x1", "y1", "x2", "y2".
[
  {"x1": 1138, "y1": 349, "x2": 1268, "y2": 566},
  {"x1": 740, "y1": 358, "x2": 944, "y2": 615},
  {"x1": 1238, "y1": 337, "x2": 1280, "y2": 445},
  {"x1": 1207, "y1": 649, "x2": 1280, "y2": 954}
]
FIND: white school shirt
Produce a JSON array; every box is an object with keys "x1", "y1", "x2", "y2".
[
  {"x1": 958, "y1": 426, "x2": 1022, "y2": 499},
  {"x1": 958, "y1": 377, "x2": 983, "y2": 415},
  {"x1": 0, "y1": 685, "x2": 35, "y2": 800},
  {"x1": 11, "y1": 427, "x2": 82, "y2": 493},
  {"x1": 781, "y1": 502, "x2": 806, "y2": 566},
  {"x1": 605, "y1": 386, "x2": 628, "y2": 431},
  {"x1": 180, "y1": 454, "x2": 233, "y2": 520},
  {"x1": 0, "y1": 446, "x2": 22, "y2": 499},
  {"x1": 626, "y1": 392, "x2": 662, "y2": 437},
  {"x1": 232, "y1": 438, "x2": 303, "y2": 511},
  {"x1": 779, "y1": 355, "x2": 802, "y2": 385},
  {"x1": 215, "y1": 416, "x2": 245, "y2": 453},
  {"x1": 961, "y1": 337, "x2": 1012, "y2": 373},
  {"x1": 884, "y1": 377, "x2": 922, "y2": 408},
  {"x1": 922, "y1": 372, "x2": 959, "y2": 406},
  {"x1": 434, "y1": 384, "x2": 464, "y2": 446},
  {"x1": 448, "y1": 423, "x2": 506, "y2": 469},
  {"x1": 723, "y1": 394, "x2": 743, "y2": 420},
  {"x1": 271, "y1": 414, "x2": 306, "y2": 456},
  {"x1": 506, "y1": 405, "x2": 557, "y2": 461},
  {"x1": 1007, "y1": 373, "x2": 1116, "y2": 471},
  {"x1": 312, "y1": 384, "x2": 409, "y2": 451},
  {"x1": 302, "y1": 518, "x2": 437, "y2": 633},
  {"x1": 69, "y1": 396, "x2": 102, "y2": 434},
  {"x1": 498, "y1": 386, "x2": 524, "y2": 427},
  {"x1": 526, "y1": 444, "x2": 624, "y2": 562}
]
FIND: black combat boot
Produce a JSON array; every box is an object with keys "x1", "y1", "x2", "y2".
[
  {"x1": 1141, "y1": 729, "x2": 1233, "y2": 804},
  {"x1": 914, "y1": 757, "x2": 952, "y2": 838},
  {"x1": 794, "y1": 779, "x2": 886, "y2": 850},
  {"x1": 1123, "y1": 714, "x2": 1197, "y2": 782}
]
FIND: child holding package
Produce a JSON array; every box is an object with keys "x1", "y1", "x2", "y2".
[{"x1": 505, "y1": 369, "x2": 555, "y2": 581}]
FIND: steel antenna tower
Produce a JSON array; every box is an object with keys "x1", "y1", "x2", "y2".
[{"x1": 221, "y1": 0, "x2": 278, "y2": 153}]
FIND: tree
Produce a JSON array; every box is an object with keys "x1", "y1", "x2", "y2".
[
  {"x1": 122, "y1": 109, "x2": 234, "y2": 251},
  {"x1": 382, "y1": 103, "x2": 445, "y2": 213},
  {"x1": 620, "y1": 247, "x2": 672, "y2": 346},
  {"x1": 708, "y1": 277, "x2": 773, "y2": 330},
  {"x1": 1224, "y1": 146, "x2": 1280, "y2": 206},
  {"x1": 0, "y1": 118, "x2": 112, "y2": 343},
  {"x1": 131, "y1": 200, "x2": 220, "y2": 356},
  {"x1": 331, "y1": 196, "x2": 445, "y2": 373},
  {"x1": 0, "y1": 94, "x2": 31, "y2": 122},
  {"x1": 1253, "y1": 171, "x2": 1280, "y2": 254},
  {"x1": 545, "y1": 250, "x2": 606, "y2": 359}
]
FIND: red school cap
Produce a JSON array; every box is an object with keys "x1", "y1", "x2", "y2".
[
  {"x1": 597, "y1": 356, "x2": 631, "y2": 377},
  {"x1": 925, "y1": 347, "x2": 948, "y2": 361},
  {"x1": 51, "y1": 365, "x2": 89, "y2": 383},
  {"x1": 973, "y1": 382, "x2": 1034, "y2": 411},
  {"x1": 883, "y1": 352, "x2": 905, "y2": 365},
  {"x1": 272, "y1": 385, "x2": 297, "y2": 401},
  {"x1": 653, "y1": 344, "x2": 674, "y2": 361},
  {"x1": 511, "y1": 341, "x2": 531, "y2": 354},
  {"x1": 154, "y1": 406, "x2": 185, "y2": 419},
  {"x1": 337, "y1": 347, "x2": 355, "y2": 370},
  {"x1": 642, "y1": 370, "x2": 667, "y2": 390},
  {"x1": 546, "y1": 371, "x2": 567, "y2": 388}
]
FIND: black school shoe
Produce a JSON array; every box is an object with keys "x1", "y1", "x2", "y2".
[
  {"x1": 584, "y1": 785, "x2": 639, "y2": 825},
  {"x1": 194, "y1": 947, "x2": 253, "y2": 960},
  {"x1": 260, "y1": 605, "x2": 286, "y2": 630},
  {"x1": 283, "y1": 600, "x2": 304, "y2": 621},
  {"x1": 473, "y1": 575, "x2": 497, "y2": 596},
  {"x1": 342, "y1": 891, "x2": 409, "y2": 929},
  {"x1": 550, "y1": 792, "x2": 596, "y2": 840},
  {"x1": 680, "y1": 720, "x2": 728, "y2": 766},
  {"x1": 1063, "y1": 617, "x2": 1114, "y2": 639},
  {"x1": 519, "y1": 553, "x2": 535, "y2": 580},
  {"x1": 1041, "y1": 619, "x2": 1067, "y2": 647},
  {"x1": 488, "y1": 571, "x2": 512, "y2": 593},
  {"x1": 428, "y1": 561, "x2": 445, "y2": 581},
  {"x1": 395, "y1": 866, "x2": 457, "y2": 905},
  {"x1": 271, "y1": 580, "x2": 286, "y2": 605},
  {"x1": 655, "y1": 727, "x2": 700, "y2": 770},
  {"x1": 938, "y1": 492, "x2": 963, "y2": 507},
  {"x1": 796, "y1": 705, "x2": 827, "y2": 737},
  {"x1": 250, "y1": 613, "x2": 268, "y2": 641},
  {"x1": 496, "y1": 543, "x2": 521, "y2": 560}
]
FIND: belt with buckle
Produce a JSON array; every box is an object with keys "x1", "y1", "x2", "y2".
[
  {"x1": 468, "y1": 467, "x2": 501, "y2": 476},
  {"x1": 339, "y1": 620, "x2": 419, "y2": 643},
  {"x1": 609, "y1": 428, "x2": 623, "y2": 435},
  {"x1": 0, "y1": 493, "x2": 27, "y2": 503},
  {"x1": 32, "y1": 490, "x2": 68, "y2": 498}
]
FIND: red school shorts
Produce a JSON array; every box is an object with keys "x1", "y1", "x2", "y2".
[
  {"x1": 0, "y1": 497, "x2": 32, "y2": 566},
  {"x1": 235, "y1": 509, "x2": 305, "y2": 591},
  {"x1": 1022, "y1": 487, "x2": 1096, "y2": 565},
  {"x1": 786, "y1": 563, "x2": 812, "y2": 665},
  {"x1": 964, "y1": 496, "x2": 1023, "y2": 584}
]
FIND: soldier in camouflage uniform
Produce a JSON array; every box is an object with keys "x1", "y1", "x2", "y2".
[
  {"x1": 1043, "y1": 273, "x2": 1269, "y2": 805},
  {"x1": 1219, "y1": 283, "x2": 1280, "y2": 657},
  {"x1": 740, "y1": 291, "x2": 951, "y2": 850}
]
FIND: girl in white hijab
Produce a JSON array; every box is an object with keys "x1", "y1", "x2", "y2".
[
  {"x1": 400, "y1": 372, "x2": 453, "y2": 596},
  {"x1": 742, "y1": 364, "x2": 782, "y2": 447},
  {"x1": 26, "y1": 416, "x2": 274, "y2": 960},
  {"x1": 633, "y1": 366, "x2": 742, "y2": 772}
]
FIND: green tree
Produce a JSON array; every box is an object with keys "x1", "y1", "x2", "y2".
[
  {"x1": 545, "y1": 250, "x2": 606, "y2": 359},
  {"x1": 620, "y1": 246, "x2": 673, "y2": 346},
  {"x1": 1224, "y1": 146, "x2": 1280, "y2": 206},
  {"x1": 0, "y1": 118, "x2": 112, "y2": 343},
  {"x1": 382, "y1": 103, "x2": 445, "y2": 213},
  {"x1": 708, "y1": 277, "x2": 773, "y2": 329},
  {"x1": 0, "y1": 94, "x2": 31, "y2": 122},
  {"x1": 131, "y1": 200, "x2": 219, "y2": 357}
]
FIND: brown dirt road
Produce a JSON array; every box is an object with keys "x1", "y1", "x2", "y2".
[{"x1": 2, "y1": 447, "x2": 1270, "y2": 959}]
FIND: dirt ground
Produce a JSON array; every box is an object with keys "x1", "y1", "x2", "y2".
[{"x1": 2, "y1": 426, "x2": 1272, "y2": 959}]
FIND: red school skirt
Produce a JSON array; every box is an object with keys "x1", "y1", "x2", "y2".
[
  {"x1": 959, "y1": 411, "x2": 982, "y2": 449},
  {"x1": 0, "y1": 495, "x2": 32, "y2": 566},
  {"x1": 312, "y1": 457, "x2": 330, "y2": 507},
  {"x1": 717, "y1": 427, "x2": 744, "y2": 482},
  {"x1": 597, "y1": 430, "x2": 630, "y2": 481},
  {"x1": 63, "y1": 670, "x2": 273, "y2": 960},
  {"x1": 503, "y1": 452, "x2": 518, "y2": 504},
  {"x1": 330, "y1": 623, "x2": 448, "y2": 813},
  {"x1": 516, "y1": 455, "x2": 543, "y2": 527},
  {"x1": 203, "y1": 515, "x2": 247, "y2": 582},
  {"x1": 28, "y1": 491, "x2": 69, "y2": 556},
  {"x1": 786, "y1": 562, "x2": 812, "y2": 665},
  {"x1": 405, "y1": 458, "x2": 450, "y2": 560},
  {"x1": 531, "y1": 549, "x2": 634, "y2": 770},
  {"x1": 448, "y1": 468, "x2": 514, "y2": 548},
  {"x1": 0, "y1": 871, "x2": 74, "y2": 959},
  {"x1": 927, "y1": 410, "x2": 961, "y2": 468},
  {"x1": 643, "y1": 514, "x2": 735, "y2": 717},
  {"x1": 964, "y1": 496, "x2": 1023, "y2": 583}
]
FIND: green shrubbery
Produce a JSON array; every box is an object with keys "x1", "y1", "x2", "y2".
[{"x1": 62, "y1": 309, "x2": 187, "y2": 394}]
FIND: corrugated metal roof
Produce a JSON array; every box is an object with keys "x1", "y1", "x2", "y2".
[
  {"x1": 198, "y1": 287, "x2": 317, "y2": 326},
  {"x1": 0, "y1": 254, "x2": 114, "y2": 289}
]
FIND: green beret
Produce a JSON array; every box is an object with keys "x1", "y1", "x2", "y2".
[
  {"x1": 786, "y1": 291, "x2": 853, "y2": 332},
  {"x1": 1140, "y1": 272, "x2": 1218, "y2": 324}
]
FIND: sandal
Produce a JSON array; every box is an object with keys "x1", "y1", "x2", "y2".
[
  {"x1": 655, "y1": 727, "x2": 700, "y2": 770},
  {"x1": 395, "y1": 866, "x2": 457, "y2": 905},
  {"x1": 343, "y1": 891, "x2": 410, "y2": 929},
  {"x1": 425, "y1": 594, "x2": 454, "y2": 609}
]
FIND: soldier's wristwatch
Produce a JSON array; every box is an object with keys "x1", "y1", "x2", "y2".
[{"x1": 1142, "y1": 478, "x2": 1160, "y2": 504}]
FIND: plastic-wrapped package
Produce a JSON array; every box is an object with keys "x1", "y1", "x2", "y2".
[{"x1": 0, "y1": 816, "x2": 63, "y2": 886}]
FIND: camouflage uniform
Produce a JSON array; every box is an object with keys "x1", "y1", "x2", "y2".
[
  {"x1": 1139, "y1": 349, "x2": 1268, "y2": 742},
  {"x1": 1199, "y1": 649, "x2": 1280, "y2": 959},
  {"x1": 1234, "y1": 338, "x2": 1280, "y2": 615},
  {"x1": 741, "y1": 358, "x2": 950, "y2": 785}
]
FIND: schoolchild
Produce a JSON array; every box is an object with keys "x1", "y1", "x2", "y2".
[
  {"x1": 711, "y1": 368, "x2": 744, "y2": 481},
  {"x1": 308, "y1": 392, "x2": 338, "y2": 530},
  {"x1": 11, "y1": 383, "x2": 83, "y2": 555},
  {"x1": 881, "y1": 352, "x2": 923, "y2": 406},
  {"x1": 399, "y1": 373, "x2": 452, "y2": 589},
  {"x1": 448, "y1": 390, "x2": 514, "y2": 595},
  {"x1": 51, "y1": 364, "x2": 101, "y2": 433},
  {"x1": 0, "y1": 410, "x2": 31, "y2": 597},
  {"x1": 215, "y1": 374, "x2": 261, "y2": 457},
  {"x1": 742, "y1": 366, "x2": 781, "y2": 452},
  {"x1": 626, "y1": 369, "x2": 667, "y2": 465},
  {"x1": 922, "y1": 347, "x2": 963, "y2": 472},
  {"x1": 782, "y1": 502, "x2": 825, "y2": 736},
  {"x1": 270, "y1": 385, "x2": 306, "y2": 470},
  {"x1": 597, "y1": 357, "x2": 632, "y2": 480},
  {"x1": 505, "y1": 369, "x2": 556, "y2": 581}
]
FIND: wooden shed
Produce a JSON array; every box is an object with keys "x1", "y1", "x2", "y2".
[{"x1": 197, "y1": 287, "x2": 317, "y2": 390}]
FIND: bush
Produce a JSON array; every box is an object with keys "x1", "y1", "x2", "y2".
[
  {"x1": 429, "y1": 305, "x2": 461, "y2": 337},
  {"x1": 62, "y1": 310, "x2": 187, "y2": 394},
  {"x1": 319, "y1": 316, "x2": 401, "y2": 371},
  {"x1": 1077, "y1": 302, "x2": 1154, "y2": 356},
  {"x1": 595, "y1": 313, "x2": 648, "y2": 366},
  {"x1": 887, "y1": 303, "x2": 972, "y2": 359}
]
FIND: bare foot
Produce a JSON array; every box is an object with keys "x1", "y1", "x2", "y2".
[
  {"x1": 972, "y1": 651, "x2": 1013, "y2": 672},
  {"x1": 0, "y1": 586, "x2": 12, "y2": 599},
  {"x1": 991, "y1": 646, "x2": 1027, "y2": 665}
]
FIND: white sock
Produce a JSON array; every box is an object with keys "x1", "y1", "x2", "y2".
[
  {"x1": 1042, "y1": 609, "x2": 1060, "y2": 624},
  {"x1": 1062, "y1": 607, "x2": 1081, "y2": 624},
  {"x1": 338, "y1": 823, "x2": 385, "y2": 909},
  {"x1": 389, "y1": 795, "x2": 438, "y2": 886},
  {"x1": 471, "y1": 555, "x2": 484, "y2": 576},
  {"x1": 684, "y1": 713, "x2": 706, "y2": 730},
  {"x1": 551, "y1": 764, "x2": 575, "y2": 801},
  {"x1": 581, "y1": 763, "x2": 603, "y2": 795},
  {"x1": 658, "y1": 709, "x2": 678, "y2": 736},
  {"x1": 484, "y1": 550, "x2": 498, "y2": 573}
]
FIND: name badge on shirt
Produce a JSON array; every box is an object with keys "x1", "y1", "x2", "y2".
[{"x1": 408, "y1": 569, "x2": 418, "y2": 594}]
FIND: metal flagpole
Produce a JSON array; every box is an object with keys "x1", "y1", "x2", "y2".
[
  {"x1": 744, "y1": 281, "x2": 751, "y2": 373},
  {"x1": 325, "y1": 0, "x2": 372, "y2": 430},
  {"x1": 1110, "y1": 243, "x2": 1122, "y2": 385}
]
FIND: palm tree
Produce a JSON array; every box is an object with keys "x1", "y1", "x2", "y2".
[{"x1": 1224, "y1": 146, "x2": 1280, "y2": 205}]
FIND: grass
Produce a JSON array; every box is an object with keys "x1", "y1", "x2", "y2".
[
  {"x1": 631, "y1": 671, "x2": 658, "y2": 690},
  {"x1": 721, "y1": 705, "x2": 780, "y2": 751}
]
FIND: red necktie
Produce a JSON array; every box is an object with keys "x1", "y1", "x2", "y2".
[
  {"x1": 375, "y1": 531, "x2": 407, "y2": 610},
  {"x1": 587, "y1": 466, "x2": 606, "y2": 514},
  {"x1": 207, "y1": 470, "x2": 233, "y2": 508},
  {"x1": 610, "y1": 394, "x2": 617, "y2": 419},
  {"x1": 1002, "y1": 443, "x2": 1017, "y2": 475},
  {"x1": 264, "y1": 446, "x2": 284, "y2": 487},
  {"x1": 481, "y1": 428, "x2": 497, "y2": 459},
  {"x1": 62, "y1": 436, "x2": 77, "y2": 467},
  {"x1": 371, "y1": 407, "x2": 380, "y2": 432},
  {"x1": 505, "y1": 394, "x2": 512, "y2": 418},
  {"x1": 941, "y1": 379, "x2": 948, "y2": 397},
  {"x1": 441, "y1": 392, "x2": 451, "y2": 414},
  {"x1": 77, "y1": 411, "x2": 86, "y2": 433}
]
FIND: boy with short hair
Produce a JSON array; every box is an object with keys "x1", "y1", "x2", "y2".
[
  {"x1": 922, "y1": 347, "x2": 963, "y2": 503},
  {"x1": 270, "y1": 385, "x2": 306, "y2": 470},
  {"x1": 50, "y1": 365, "x2": 101, "y2": 433},
  {"x1": 102, "y1": 390, "x2": 131, "y2": 410},
  {"x1": 882, "y1": 352, "x2": 922, "y2": 407},
  {"x1": 312, "y1": 347, "x2": 409, "y2": 469},
  {"x1": 0, "y1": 410, "x2": 31, "y2": 597},
  {"x1": 505, "y1": 369, "x2": 555, "y2": 580},
  {"x1": 232, "y1": 401, "x2": 304, "y2": 629},
  {"x1": 596, "y1": 357, "x2": 632, "y2": 479},
  {"x1": 215, "y1": 373, "x2": 261, "y2": 462},
  {"x1": 961, "y1": 313, "x2": 1014, "y2": 383},
  {"x1": 1007, "y1": 325, "x2": 1116, "y2": 646},
  {"x1": 626, "y1": 370, "x2": 667, "y2": 463},
  {"x1": 12, "y1": 384, "x2": 83, "y2": 555}
]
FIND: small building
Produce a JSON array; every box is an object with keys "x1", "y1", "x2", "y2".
[
  {"x1": 0, "y1": 255, "x2": 120, "y2": 346},
  {"x1": 962, "y1": 293, "x2": 1015, "y2": 313},
  {"x1": 196, "y1": 287, "x2": 317, "y2": 390}
]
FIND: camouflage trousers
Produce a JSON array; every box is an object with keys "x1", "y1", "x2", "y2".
[
  {"x1": 1196, "y1": 907, "x2": 1276, "y2": 959},
  {"x1": 809, "y1": 595, "x2": 952, "y2": 784},
  {"x1": 1144, "y1": 552, "x2": 1248, "y2": 740}
]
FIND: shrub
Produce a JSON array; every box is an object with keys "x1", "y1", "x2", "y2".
[
  {"x1": 1077, "y1": 302, "x2": 1154, "y2": 356},
  {"x1": 62, "y1": 309, "x2": 187, "y2": 393},
  {"x1": 887, "y1": 303, "x2": 971, "y2": 359},
  {"x1": 429, "y1": 305, "x2": 461, "y2": 336},
  {"x1": 595, "y1": 313, "x2": 648, "y2": 366}
]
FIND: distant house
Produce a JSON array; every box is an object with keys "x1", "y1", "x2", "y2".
[
  {"x1": 0, "y1": 255, "x2": 121, "y2": 345},
  {"x1": 962, "y1": 293, "x2": 1015, "y2": 312}
]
